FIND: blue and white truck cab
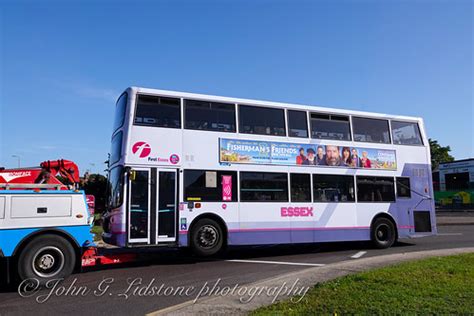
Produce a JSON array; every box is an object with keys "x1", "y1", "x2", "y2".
[{"x1": 0, "y1": 186, "x2": 94, "y2": 284}]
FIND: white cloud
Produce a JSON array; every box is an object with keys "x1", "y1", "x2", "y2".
[
  {"x1": 75, "y1": 86, "x2": 119, "y2": 103},
  {"x1": 52, "y1": 79, "x2": 119, "y2": 103},
  {"x1": 35, "y1": 145, "x2": 57, "y2": 150}
]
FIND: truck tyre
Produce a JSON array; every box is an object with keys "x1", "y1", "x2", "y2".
[
  {"x1": 371, "y1": 217, "x2": 396, "y2": 249},
  {"x1": 190, "y1": 218, "x2": 224, "y2": 257},
  {"x1": 17, "y1": 235, "x2": 76, "y2": 285}
]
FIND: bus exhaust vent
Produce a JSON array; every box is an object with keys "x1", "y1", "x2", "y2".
[{"x1": 414, "y1": 211, "x2": 432, "y2": 233}]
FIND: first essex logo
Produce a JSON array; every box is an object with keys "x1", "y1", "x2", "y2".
[{"x1": 132, "y1": 142, "x2": 152, "y2": 158}]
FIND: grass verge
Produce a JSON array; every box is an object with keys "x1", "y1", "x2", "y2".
[{"x1": 252, "y1": 253, "x2": 474, "y2": 315}]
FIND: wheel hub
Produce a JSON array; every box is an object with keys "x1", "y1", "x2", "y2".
[
  {"x1": 376, "y1": 224, "x2": 389, "y2": 242},
  {"x1": 198, "y1": 226, "x2": 218, "y2": 248},
  {"x1": 39, "y1": 254, "x2": 55, "y2": 270},
  {"x1": 32, "y1": 246, "x2": 65, "y2": 278}
]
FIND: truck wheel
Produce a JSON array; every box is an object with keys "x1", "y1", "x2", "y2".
[
  {"x1": 190, "y1": 218, "x2": 224, "y2": 257},
  {"x1": 17, "y1": 235, "x2": 76, "y2": 284},
  {"x1": 371, "y1": 217, "x2": 396, "y2": 249}
]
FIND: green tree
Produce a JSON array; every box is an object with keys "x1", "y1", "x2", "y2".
[
  {"x1": 429, "y1": 138, "x2": 454, "y2": 171},
  {"x1": 80, "y1": 173, "x2": 108, "y2": 213}
]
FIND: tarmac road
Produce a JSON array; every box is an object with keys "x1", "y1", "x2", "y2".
[{"x1": 0, "y1": 224, "x2": 472, "y2": 316}]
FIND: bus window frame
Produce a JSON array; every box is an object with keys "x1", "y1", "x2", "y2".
[
  {"x1": 390, "y1": 120, "x2": 424, "y2": 146},
  {"x1": 183, "y1": 99, "x2": 237, "y2": 133},
  {"x1": 133, "y1": 93, "x2": 182, "y2": 129},
  {"x1": 108, "y1": 165, "x2": 125, "y2": 209},
  {"x1": 396, "y1": 177, "x2": 412, "y2": 198},
  {"x1": 183, "y1": 169, "x2": 238, "y2": 202},
  {"x1": 238, "y1": 104, "x2": 287, "y2": 137},
  {"x1": 113, "y1": 92, "x2": 128, "y2": 135},
  {"x1": 239, "y1": 171, "x2": 289, "y2": 202},
  {"x1": 289, "y1": 173, "x2": 312, "y2": 203},
  {"x1": 287, "y1": 110, "x2": 309, "y2": 138},
  {"x1": 110, "y1": 131, "x2": 123, "y2": 166},
  {"x1": 310, "y1": 112, "x2": 352, "y2": 141},
  {"x1": 356, "y1": 176, "x2": 396, "y2": 203},
  {"x1": 352, "y1": 116, "x2": 392, "y2": 144},
  {"x1": 312, "y1": 174, "x2": 356, "y2": 203}
]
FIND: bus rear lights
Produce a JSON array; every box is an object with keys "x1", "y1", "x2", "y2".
[{"x1": 195, "y1": 203, "x2": 202, "y2": 208}]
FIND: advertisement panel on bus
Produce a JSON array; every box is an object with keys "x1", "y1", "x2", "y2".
[{"x1": 219, "y1": 138, "x2": 397, "y2": 170}]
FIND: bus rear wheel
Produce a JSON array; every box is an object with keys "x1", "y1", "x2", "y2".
[
  {"x1": 371, "y1": 217, "x2": 396, "y2": 249},
  {"x1": 190, "y1": 218, "x2": 224, "y2": 257},
  {"x1": 17, "y1": 235, "x2": 76, "y2": 285}
]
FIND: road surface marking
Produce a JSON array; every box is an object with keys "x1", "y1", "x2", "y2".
[
  {"x1": 226, "y1": 259, "x2": 325, "y2": 267},
  {"x1": 350, "y1": 251, "x2": 367, "y2": 259},
  {"x1": 437, "y1": 233, "x2": 463, "y2": 236},
  {"x1": 146, "y1": 300, "x2": 195, "y2": 316}
]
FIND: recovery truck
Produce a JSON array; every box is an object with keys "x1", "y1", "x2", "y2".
[{"x1": 0, "y1": 160, "x2": 135, "y2": 285}]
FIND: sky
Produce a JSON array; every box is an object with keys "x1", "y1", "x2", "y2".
[{"x1": 0, "y1": 0, "x2": 472, "y2": 174}]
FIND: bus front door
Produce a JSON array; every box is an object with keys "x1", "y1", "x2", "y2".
[
  {"x1": 154, "y1": 169, "x2": 177, "y2": 243},
  {"x1": 128, "y1": 168, "x2": 151, "y2": 244},
  {"x1": 127, "y1": 168, "x2": 178, "y2": 245}
]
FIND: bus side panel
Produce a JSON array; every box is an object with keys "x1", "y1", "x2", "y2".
[
  {"x1": 236, "y1": 202, "x2": 291, "y2": 244},
  {"x1": 398, "y1": 163, "x2": 437, "y2": 236},
  {"x1": 230, "y1": 203, "x2": 364, "y2": 245},
  {"x1": 355, "y1": 163, "x2": 436, "y2": 239},
  {"x1": 227, "y1": 229, "x2": 370, "y2": 245},
  {"x1": 357, "y1": 203, "x2": 394, "y2": 229}
]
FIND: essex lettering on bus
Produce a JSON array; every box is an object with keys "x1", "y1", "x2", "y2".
[{"x1": 280, "y1": 207, "x2": 314, "y2": 217}]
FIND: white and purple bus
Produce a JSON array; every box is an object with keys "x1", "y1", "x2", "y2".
[{"x1": 102, "y1": 87, "x2": 436, "y2": 256}]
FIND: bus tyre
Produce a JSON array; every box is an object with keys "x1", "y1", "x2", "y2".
[
  {"x1": 17, "y1": 235, "x2": 76, "y2": 285},
  {"x1": 190, "y1": 218, "x2": 224, "y2": 257},
  {"x1": 371, "y1": 218, "x2": 396, "y2": 249}
]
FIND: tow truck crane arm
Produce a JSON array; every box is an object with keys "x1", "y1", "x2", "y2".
[
  {"x1": 40, "y1": 159, "x2": 81, "y2": 185},
  {"x1": 0, "y1": 159, "x2": 81, "y2": 189}
]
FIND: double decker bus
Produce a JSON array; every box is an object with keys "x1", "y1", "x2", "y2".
[{"x1": 102, "y1": 87, "x2": 436, "y2": 256}]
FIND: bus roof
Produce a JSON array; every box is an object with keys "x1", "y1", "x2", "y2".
[{"x1": 127, "y1": 86, "x2": 424, "y2": 123}]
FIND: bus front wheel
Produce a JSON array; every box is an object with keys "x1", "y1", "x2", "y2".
[
  {"x1": 371, "y1": 217, "x2": 396, "y2": 249},
  {"x1": 190, "y1": 218, "x2": 224, "y2": 257}
]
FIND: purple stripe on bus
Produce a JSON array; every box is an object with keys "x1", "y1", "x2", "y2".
[
  {"x1": 166, "y1": 224, "x2": 414, "y2": 233},
  {"x1": 179, "y1": 224, "x2": 413, "y2": 234},
  {"x1": 227, "y1": 228, "x2": 371, "y2": 245},
  {"x1": 227, "y1": 226, "x2": 370, "y2": 232}
]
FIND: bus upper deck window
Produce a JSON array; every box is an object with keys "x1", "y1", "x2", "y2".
[
  {"x1": 239, "y1": 105, "x2": 286, "y2": 136},
  {"x1": 134, "y1": 95, "x2": 181, "y2": 129},
  {"x1": 391, "y1": 121, "x2": 423, "y2": 146},
  {"x1": 288, "y1": 110, "x2": 309, "y2": 138},
  {"x1": 310, "y1": 113, "x2": 351, "y2": 141},
  {"x1": 352, "y1": 117, "x2": 390, "y2": 144}
]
